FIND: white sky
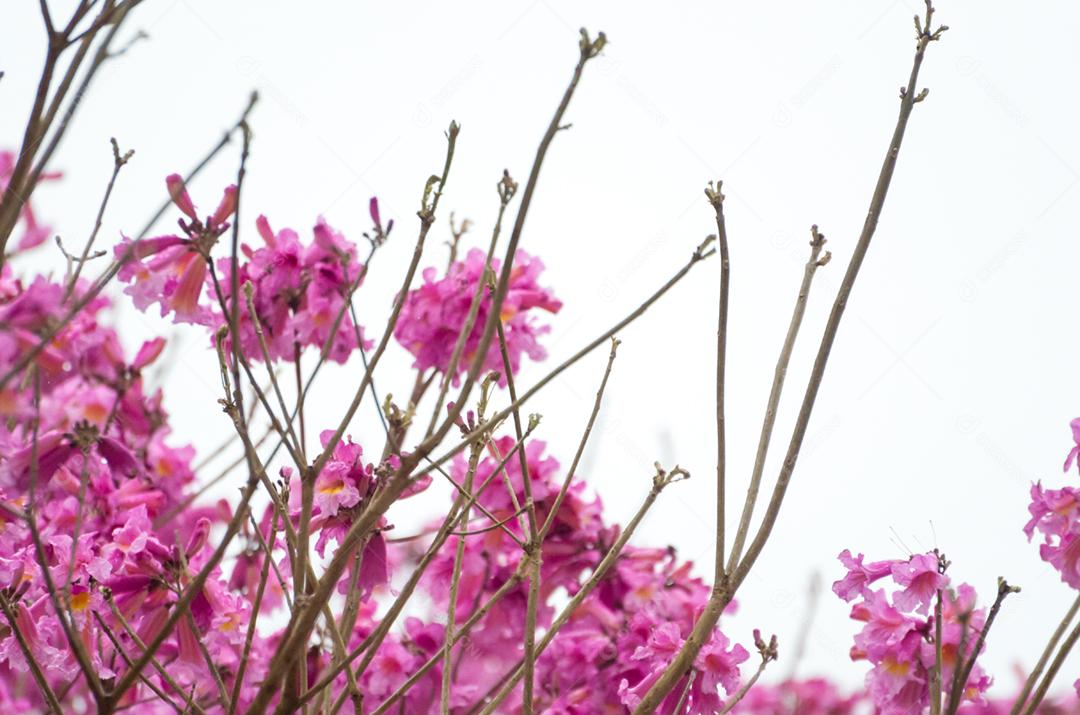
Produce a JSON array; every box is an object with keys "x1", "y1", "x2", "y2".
[{"x1": 4, "y1": 0, "x2": 1080, "y2": 695}]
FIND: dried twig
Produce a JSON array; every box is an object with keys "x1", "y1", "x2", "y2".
[{"x1": 632, "y1": 5, "x2": 946, "y2": 709}]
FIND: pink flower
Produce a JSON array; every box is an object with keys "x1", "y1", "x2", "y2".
[
  {"x1": 851, "y1": 589, "x2": 921, "y2": 661},
  {"x1": 833, "y1": 549, "x2": 897, "y2": 602},
  {"x1": 695, "y1": 629, "x2": 750, "y2": 699},
  {"x1": 1040, "y1": 533, "x2": 1080, "y2": 589},
  {"x1": 207, "y1": 215, "x2": 371, "y2": 364},
  {"x1": 115, "y1": 237, "x2": 204, "y2": 324},
  {"x1": 312, "y1": 430, "x2": 370, "y2": 518},
  {"x1": 394, "y1": 248, "x2": 561, "y2": 385},
  {"x1": 1025, "y1": 420, "x2": 1080, "y2": 589},
  {"x1": 1024, "y1": 481, "x2": 1080, "y2": 541},
  {"x1": 1065, "y1": 417, "x2": 1080, "y2": 473},
  {"x1": 837, "y1": 552, "x2": 994, "y2": 715},
  {"x1": 115, "y1": 174, "x2": 236, "y2": 324},
  {"x1": 891, "y1": 552, "x2": 948, "y2": 614}
]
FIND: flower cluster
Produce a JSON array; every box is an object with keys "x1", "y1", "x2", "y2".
[
  {"x1": 117, "y1": 174, "x2": 371, "y2": 363},
  {"x1": 209, "y1": 213, "x2": 372, "y2": 364},
  {"x1": 833, "y1": 550, "x2": 992, "y2": 714},
  {"x1": 1025, "y1": 418, "x2": 1080, "y2": 589},
  {"x1": 394, "y1": 247, "x2": 561, "y2": 384},
  {"x1": 383, "y1": 437, "x2": 753, "y2": 714},
  {"x1": 115, "y1": 174, "x2": 236, "y2": 324},
  {"x1": 10, "y1": 159, "x2": 1080, "y2": 715},
  {"x1": 0, "y1": 265, "x2": 247, "y2": 708}
]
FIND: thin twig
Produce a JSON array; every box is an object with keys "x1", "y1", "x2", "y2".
[
  {"x1": 134, "y1": 92, "x2": 258, "y2": 240},
  {"x1": 1020, "y1": 604, "x2": 1080, "y2": 715},
  {"x1": 707, "y1": 181, "x2": 731, "y2": 584},
  {"x1": 727, "y1": 226, "x2": 828, "y2": 573},
  {"x1": 632, "y1": 6, "x2": 945, "y2": 709},
  {"x1": 718, "y1": 641, "x2": 777, "y2": 715},
  {"x1": 228, "y1": 510, "x2": 281, "y2": 714},
  {"x1": 931, "y1": 585, "x2": 945, "y2": 715},
  {"x1": 947, "y1": 578, "x2": 1018, "y2": 714},
  {"x1": 63, "y1": 140, "x2": 132, "y2": 300},
  {"x1": 441, "y1": 381, "x2": 494, "y2": 714},
  {"x1": 1010, "y1": 592, "x2": 1080, "y2": 715}
]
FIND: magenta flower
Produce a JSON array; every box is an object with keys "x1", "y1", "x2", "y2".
[
  {"x1": 833, "y1": 549, "x2": 897, "y2": 602},
  {"x1": 1025, "y1": 420, "x2": 1080, "y2": 589},
  {"x1": 695, "y1": 629, "x2": 751, "y2": 704},
  {"x1": 837, "y1": 552, "x2": 994, "y2": 714},
  {"x1": 394, "y1": 248, "x2": 561, "y2": 385},
  {"x1": 116, "y1": 174, "x2": 237, "y2": 324},
  {"x1": 891, "y1": 552, "x2": 949, "y2": 614},
  {"x1": 1065, "y1": 417, "x2": 1080, "y2": 473},
  {"x1": 208, "y1": 214, "x2": 371, "y2": 364},
  {"x1": 312, "y1": 430, "x2": 369, "y2": 518}
]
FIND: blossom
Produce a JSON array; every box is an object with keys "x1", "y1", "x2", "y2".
[
  {"x1": 891, "y1": 552, "x2": 948, "y2": 614},
  {"x1": 115, "y1": 174, "x2": 236, "y2": 324},
  {"x1": 695, "y1": 629, "x2": 751, "y2": 707},
  {"x1": 1065, "y1": 417, "x2": 1080, "y2": 473},
  {"x1": 207, "y1": 214, "x2": 371, "y2": 363},
  {"x1": 394, "y1": 247, "x2": 561, "y2": 384},
  {"x1": 836, "y1": 551, "x2": 993, "y2": 714},
  {"x1": 833, "y1": 549, "x2": 897, "y2": 602},
  {"x1": 1025, "y1": 420, "x2": 1080, "y2": 589}
]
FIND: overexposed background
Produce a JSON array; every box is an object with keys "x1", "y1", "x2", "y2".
[{"x1": 3, "y1": 0, "x2": 1079, "y2": 693}]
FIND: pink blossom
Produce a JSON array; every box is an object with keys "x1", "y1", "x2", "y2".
[
  {"x1": 394, "y1": 247, "x2": 561, "y2": 385},
  {"x1": 1025, "y1": 420, "x2": 1080, "y2": 589},
  {"x1": 207, "y1": 215, "x2": 371, "y2": 364},
  {"x1": 833, "y1": 548, "x2": 897, "y2": 601},
  {"x1": 1065, "y1": 417, "x2": 1080, "y2": 473},
  {"x1": 891, "y1": 552, "x2": 949, "y2": 614},
  {"x1": 115, "y1": 173, "x2": 237, "y2": 324}
]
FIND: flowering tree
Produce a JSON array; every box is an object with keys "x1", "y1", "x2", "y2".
[{"x1": 1, "y1": 2, "x2": 1079, "y2": 714}]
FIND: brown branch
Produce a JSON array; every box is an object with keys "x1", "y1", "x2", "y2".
[
  {"x1": 253, "y1": 30, "x2": 610, "y2": 708},
  {"x1": 1020, "y1": 598, "x2": 1080, "y2": 715},
  {"x1": 442, "y1": 380, "x2": 495, "y2": 714},
  {"x1": 632, "y1": 5, "x2": 946, "y2": 709},
  {"x1": 227, "y1": 511, "x2": 280, "y2": 714},
  {"x1": 706, "y1": 181, "x2": 731, "y2": 585},
  {"x1": 726, "y1": 226, "x2": 828, "y2": 573},
  {"x1": 931, "y1": 578, "x2": 945, "y2": 715},
  {"x1": 423, "y1": 171, "x2": 517, "y2": 439},
  {"x1": 1010, "y1": 592, "x2": 1080, "y2": 715},
  {"x1": 538, "y1": 337, "x2": 619, "y2": 539},
  {"x1": 63, "y1": 137, "x2": 132, "y2": 299},
  {"x1": 492, "y1": 290, "x2": 543, "y2": 713},
  {"x1": 947, "y1": 578, "x2": 1018, "y2": 715}
]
